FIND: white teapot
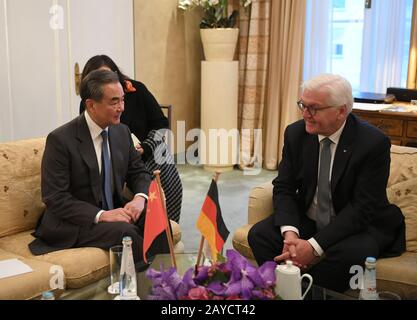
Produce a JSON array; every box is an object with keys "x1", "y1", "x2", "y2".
[{"x1": 275, "y1": 260, "x2": 313, "y2": 300}]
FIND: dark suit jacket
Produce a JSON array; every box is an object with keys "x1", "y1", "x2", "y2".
[
  {"x1": 29, "y1": 113, "x2": 151, "y2": 254},
  {"x1": 273, "y1": 114, "x2": 405, "y2": 256}
]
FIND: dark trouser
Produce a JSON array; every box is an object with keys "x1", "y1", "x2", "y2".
[
  {"x1": 248, "y1": 215, "x2": 380, "y2": 293},
  {"x1": 75, "y1": 208, "x2": 171, "y2": 267}
]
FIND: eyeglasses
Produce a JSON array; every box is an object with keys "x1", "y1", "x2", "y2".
[{"x1": 297, "y1": 100, "x2": 339, "y2": 116}]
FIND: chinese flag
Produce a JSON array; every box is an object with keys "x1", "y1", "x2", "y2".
[
  {"x1": 196, "y1": 180, "x2": 229, "y2": 262},
  {"x1": 143, "y1": 180, "x2": 167, "y2": 263}
]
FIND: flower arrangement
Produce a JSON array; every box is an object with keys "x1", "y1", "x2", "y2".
[
  {"x1": 178, "y1": 0, "x2": 252, "y2": 29},
  {"x1": 146, "y1": 249, "x2": 278, "y2": 300}
]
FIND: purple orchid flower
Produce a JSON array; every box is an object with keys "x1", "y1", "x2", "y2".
[
  {"x1": 176, "y1": 268, "x2": 197, "y2": 298},
  {"x1": 206, "y1": 280, "x2": 227, "y2": 295},
  {"x1": 251, "y1": 288, "x2": 277, "y2": 300},
  {"x1": 147, "y1": 249, "x2": 278, "y2": 300},
  {"x1": 222, "y1": 250, "x2": 265, "y2": 299},
  {"x1": 224, "y1": 271, "x2": 255, "y2": 299},
  {"x1": 146, "y1": 265, "x2": 184, "y2": 300},
  {"x1": 193, "y1": 265, "x2": 210, "y2": 284},
  {"x1": 257, "y1": 261, "x2": 277, "y2": 288},
  {"x1": 148, "y1": 285, "x2": 177, "y2": 300},
  {"x1": 146, "y1": 265, "x2": 175, "y2": 287}
]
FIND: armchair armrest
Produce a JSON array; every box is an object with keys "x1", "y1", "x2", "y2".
[
  {"x1": 233, "y1": 180, "x2": 274, "y2": 260},
  {"x1": 248, "y1": 181, "x2": 274, "y2": 224}
]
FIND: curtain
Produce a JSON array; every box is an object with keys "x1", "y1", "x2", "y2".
[
  {"x1": 231, "y1": 0, "x2": 271, "y2": 171},
  {"x1": 303, "y1": 0, "x2": 332, "y2": 80},
  {"x1": 408, "y1": 0, "x2": 417, "y2": 89},
  {"x1": 360, "y1": 0, "x2": 411, "y2": 93},
  {"x1": 263, "y1": 0, "x2": 306, "y2": 170}
]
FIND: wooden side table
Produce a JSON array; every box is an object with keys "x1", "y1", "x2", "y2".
[{"x1": 352, "y1": 107, "x2": 417, "y2": 147}]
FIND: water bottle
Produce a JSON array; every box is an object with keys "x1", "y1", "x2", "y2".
[
  {"x1": 119, "y1": 236, "x2": 139, "y2": 300},
  {"x1": 41, "y1": 291, "x2": 55, "y2": 300},
  {"x1": 359, "y1": 256, "x2": 378, "y2": 300}
]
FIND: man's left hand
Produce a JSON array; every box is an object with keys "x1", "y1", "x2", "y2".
[{"x1": 124, "y1": 196, "x2": 146, "y2": 223}]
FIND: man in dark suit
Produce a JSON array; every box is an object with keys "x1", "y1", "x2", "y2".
[
  {"x1": 248, "y1": 74, "x2": 405, "y2": 292},
  {"x1": 29, "y1": 69, "x2": 169, "y2": 264}
]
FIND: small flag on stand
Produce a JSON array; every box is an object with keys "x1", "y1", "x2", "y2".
[
  {"x1": 196, "y1": 178, "x2": 229, "y2": 262},
  {"x1": 143, "y1": 179, "x2": 168, "y2": 263}
]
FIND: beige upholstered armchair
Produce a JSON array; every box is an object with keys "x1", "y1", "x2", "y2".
[
  {"x1": 0, "y1": 137, "x2": 183, "y2": 299},
  {"x1": 232, "y1": 145, "x2": 417, "y2": 299}
]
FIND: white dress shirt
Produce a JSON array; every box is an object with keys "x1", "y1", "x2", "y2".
[
  {"x1": 280, "y1": 121, "x2": 347, "y2": 256},
  {"x1": 84, "y1": 111, "x2": 148, "y2": 223}
]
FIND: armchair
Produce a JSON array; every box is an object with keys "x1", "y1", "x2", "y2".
[{"x1": 233, "y1": 144, "x2": 417, "y2": 299}]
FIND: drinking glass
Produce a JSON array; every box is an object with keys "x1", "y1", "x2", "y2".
[{"x1": 108, "y1": 245, "x2": 123, "y2": 294}]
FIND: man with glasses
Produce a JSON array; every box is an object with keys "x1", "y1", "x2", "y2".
[
  {"x1": 248, "y1": 74, "x2": 405, "y2": 292},
  {"x1": 29, "y1": 69, "x2": 170, "y2": 265}
]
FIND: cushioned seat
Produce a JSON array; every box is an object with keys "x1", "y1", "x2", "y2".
[
  {"x1": 171, "y1": 220, "x2": 183, "y2": 250},
  {"x1": 0, "y1": 225, "x2": 182, "y2": 289},
  {"x1": 376, "y1": 253, "x2": 417, "y2": 299},
  {"x1": 232, "y1": 225, "x2": 255, "y2": 260},
  {"x1": 0, "y1": 231, "x2": 109, "y2": 288},
  {"x1": 377, "y1": 252, "x2": 417, "y2": 287},
  {"x1": 0, "y1": 249, "x2": 56, "y2": 300}
]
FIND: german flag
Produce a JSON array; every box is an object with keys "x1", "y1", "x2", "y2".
[{"x1": 196, "y1": 179, "x2": 229, "y2": 262}]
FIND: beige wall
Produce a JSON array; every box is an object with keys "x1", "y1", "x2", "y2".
[{"x1": 133, "y1": 0, "x2": 203, "y2": 154}]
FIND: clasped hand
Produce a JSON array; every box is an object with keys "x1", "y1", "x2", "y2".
[
  {"x1": 99, "y1": 196, "x2": 145, "y2": 223},
  {"x1": 135, "y1": 143, "x2": 144, "y2": 155},
  {"x1": 274, "y1": 232, "x2": 318, "y2": 270}
]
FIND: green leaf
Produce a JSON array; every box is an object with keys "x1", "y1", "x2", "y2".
[
  {"x1": 210, "y1": 269, "x2": 229, "y2": 283},
  {"x1": 215, "y1": 7, "x2": 224, "y2": 21},
  {"x1": 227, "y1": 10, "x2": 239, "y2": 28},
  {"x1": 217, "y1": 253, "x2": 226, "y2": 263}
]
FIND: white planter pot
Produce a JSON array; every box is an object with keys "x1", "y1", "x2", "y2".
[{"x1": 200, "y1": 28, "x2": 239, "y2": 61}]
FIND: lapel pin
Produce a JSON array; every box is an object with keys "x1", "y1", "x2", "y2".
[{"x1": 343, "y1": 149, "x2": 347, "y2": 153}]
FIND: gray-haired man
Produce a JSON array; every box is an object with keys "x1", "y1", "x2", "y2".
[{"x1": 248, "y1": 74, "x2": 405, "y2": 292}]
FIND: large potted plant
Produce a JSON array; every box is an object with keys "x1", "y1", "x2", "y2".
[{"x1": 178, "y1": 0, "x2": 252, "y2": 61}]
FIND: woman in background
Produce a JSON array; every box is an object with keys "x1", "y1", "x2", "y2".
[{"x1": 80, "y1": 55, "x2": 182, "y2": 223}]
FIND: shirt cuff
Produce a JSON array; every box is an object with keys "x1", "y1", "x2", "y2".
[
  {"x1": 134, "y1": 193, "x2": 148, "y2": 201},
  {"x1": 280, "y1": 226, "x2": 300, "y2": 237},
  {"x1": 307, "y1": 238, "x2": 324, "y2": 256},
  {"x1": 95, "y1": 210, "x2": 105, "y2": 224}
]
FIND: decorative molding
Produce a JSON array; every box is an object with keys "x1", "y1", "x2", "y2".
[
  {"x1": 65, "y1": 0, "x2": 75, "y2": 118},
  {"x1": 131, "y1": 0, "x2": 136, "y2": 76},
  {"x1": 3, "y1": 0, "x2": 14, "y2": 140},
  {"x1": 52, "y1": 0, "x2": 63, "y2": 126}
]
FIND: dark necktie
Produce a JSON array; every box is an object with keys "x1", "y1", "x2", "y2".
[
  {"x1": 101, "y1": 130, "x2": 114, "y2": 210},
  {"x1": 316, "y1": 138, "x2": 332, "y2": 230}
]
